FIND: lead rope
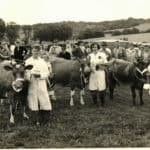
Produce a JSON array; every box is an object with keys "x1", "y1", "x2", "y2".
[{"x1": 80, "y1": 68, "x2": 86, "y2": 87}]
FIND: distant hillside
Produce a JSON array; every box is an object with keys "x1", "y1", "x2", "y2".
[
  {"x1": 135, "y1": 22, "x2": 150, "y2": 31},
  {"x1": 24, "y1": 17, "x2": 150, "y2": 40},
  {"x1": 105, "y1": 22, "x2": 150, "y2": 33},
  {"x1": 57, "y1": 18, "x2": 150, "y2": 36}
]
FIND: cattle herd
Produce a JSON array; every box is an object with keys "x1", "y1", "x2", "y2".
[{"x1": 0, "y1": 39, "x2": 150, "y2": 125}]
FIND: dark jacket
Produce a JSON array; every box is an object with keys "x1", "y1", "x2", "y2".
[
  {"x1": 58, "y1": 51, "x2": 71, "y2": 60},
  {"x1": 13, "y1": 46, "x2": 27, "y2": 62}
]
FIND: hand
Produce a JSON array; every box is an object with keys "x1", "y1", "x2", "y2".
[
  {"x1": 49, "y1": 73, "x2": 55, "y2": 79},
  {"x1": 32, "y1": 73, "x2": 41, "y2": 78}
]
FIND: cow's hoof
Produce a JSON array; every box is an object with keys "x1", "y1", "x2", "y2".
[
  {"x1": 10, "y1": 116, "x2": 15, "y2": 124},
  {"x1": 23, "y1": 113, "x2": 29, "y2": 120},
  {"x1": 70, "y1": 102, "x2": 74, "y2": 106},
  {"x1": 10, "y1": 119, "x2": 15, "y2": 124},
  {"x1": 80, "y1": 101, "x2": 85, "y2": 105},
  {"x1": 51, "y1": 95, "x2": 57, "y2": 101},
  {"x1": 36, "y1": 122, "x2": 40, "y2": 126},
  {"x1": 70, "y1": 103, "x2": 74, "y2": 106}
]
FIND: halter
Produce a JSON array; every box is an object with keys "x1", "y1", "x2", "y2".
[
  {"x1": 133, "y1": 67, "x2": 145, "y2": 83},
  {"x1": 12, "y1": 78, "x2": 24, "y2": 92}
]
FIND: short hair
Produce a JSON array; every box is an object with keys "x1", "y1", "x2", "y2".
[
  {"x1": 77, "y1": 41, "x2": 84, "y2": 46},
  {"x1": 90, "y1": 42, "x2": 100, "y2": 50},
  {"x1": 32, "y1": 45, "x2": 41, "y2": 51}
]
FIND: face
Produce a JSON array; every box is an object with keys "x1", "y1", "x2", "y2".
[
  {"x1": 32, "y1": 48, "x2": 40, "y2": 59},
  {"x1": 16, "y1": 42, "x2": 20, "y2": 47},
  {"x1": 4, "y1": 62, "x2": 33, "y2": 92},
  {"x1": 92, "y1": 44, "x2": 98, "y2": 52}
]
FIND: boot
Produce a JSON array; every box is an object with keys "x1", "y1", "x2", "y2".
[
  {"x1": 90, "y1": 91, "x2": 98, "y2": 105},
  {"x1": 31, "y1": 111, "x2": 40, "y2": 126},
  {"x1": 40, "y1": 110, "x2": 50, "y2": 126},
  {"x1": 99, "y1": 90, "x2": 106, "y2": 106}
]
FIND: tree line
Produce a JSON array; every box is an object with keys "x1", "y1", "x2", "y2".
[
  {"x1": 0, "y1": 17, "x2": 150, "y2": 43},
  {"x1": 0, "y1": 19, "x2": 73, "y2": 44}
]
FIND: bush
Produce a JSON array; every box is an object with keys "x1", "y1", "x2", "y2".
[
  {"x1": 122, "y1": 28, "x2": 139, "y2": 35},
  {"x1": 78, "y1": 28, "x2": 104, "y2": 39},
  {"x1": 33, "y1": 23, "x2": 73, "y2": 42},
  {"x1": 145, "y1": 29, "x2": 150, "y2": 33},
  {"x1": 6, "y1": 23, "x2": 20, "y2": 43},
  {"x1": 0, "y1": 18, "x2": 6, "y2": 41},
  {"x1": 111, "y1": 30, "x2": 122, "y2": 36}
]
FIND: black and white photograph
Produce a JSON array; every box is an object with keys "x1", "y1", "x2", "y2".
[{"x1": 0, "y1": 0, "x2": 150, "y2": 148}]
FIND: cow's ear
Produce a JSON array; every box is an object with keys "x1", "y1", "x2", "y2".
[
  {"x1": 4, "y1": 65, "x2": 13, "y2": 71},
  {"x1": 25, "y1": 65, "x2": 33, "y2": 70}
]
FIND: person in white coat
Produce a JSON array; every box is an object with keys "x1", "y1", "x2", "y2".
[
  {"x1": 25, "y1": 45, "x2": 52, "y2": 125},
  {"x1": 88, "y1": 43, "x2": 108, "y2": 106}
]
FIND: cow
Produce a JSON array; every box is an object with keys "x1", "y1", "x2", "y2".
[
  {"x1": 49, "y1": 57, "x2": 89, "y2": 106},
  {"x1": 107, "y1": 58, "x2": 149, "y2": 105},
  {"x1": 0, "y1": 60, "x2": 33, "y2": 124}
]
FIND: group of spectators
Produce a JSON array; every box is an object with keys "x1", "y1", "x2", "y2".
[{"x1": 1, "y1": 40, "x2": 150, "y2": 63}]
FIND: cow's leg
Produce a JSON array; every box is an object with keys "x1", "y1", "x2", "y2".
[
  {"x1": 109, "y1": 86, "x2": 114, "y2": 100},
  {"x1": 139, "y1": 88, "x2": 144, "y2": 105},
  {"x1": 23, "y1": 106, "x2": 29, "y2": 119},
  {"x1": 131, "y1": 86, "x2": 136, "y2": 105},
  {"x1": 70, "y1": 89, "x2": 75, "y2": 106},
  {"x1": 80, "y1": 88, "x2": 85, "y2": 105},
  {"x1": 10, "y1": 105, "x2": 15, "y2": 124},
  {"x1": 109, "y1": 76, "x2": 116, "y2": 100},
  {"x1": 49, "y1": 90, "x2": 57, "y2": 101}
]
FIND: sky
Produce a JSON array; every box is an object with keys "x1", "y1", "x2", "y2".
[{"x1": 0, "y1": 0, "x2": 150, "y2": 25}]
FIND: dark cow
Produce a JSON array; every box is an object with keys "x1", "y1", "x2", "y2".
[
  {"x1": 108, "y1": 58, "x2": 148, "y2": 105},
  {"x1": 50, "y1": 57, "x2": 89, "y2": 106},
  {"x1": 0, "y1": 60, "x2": 33, "y2": 124}
]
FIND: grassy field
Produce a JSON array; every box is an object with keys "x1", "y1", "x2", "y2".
[
  {"x1": 87, "y1": 32, "x2": 150, "y2": 43},
  {"x1": 0, "y1": 85, "x2": 150, "y2": 148}
]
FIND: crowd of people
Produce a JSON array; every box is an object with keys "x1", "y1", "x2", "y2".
[{"x1": 0, "y1": 39, "x2": 150, "y2": 126}]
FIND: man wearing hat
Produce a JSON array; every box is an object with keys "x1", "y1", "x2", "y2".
[
  {"x1": 13, "y1": 41, "x2": 27, "y2": 62},
  {"x1": 25, "y1": 45, "x2": 52, "y2": 126},
  {"x1": 72, "y1": 41, "x2": 86, "y2": 59}
]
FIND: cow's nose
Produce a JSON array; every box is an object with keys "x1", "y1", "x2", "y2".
[{"x1": 12, "y1": 78, "x2": 24, "y2": 92}]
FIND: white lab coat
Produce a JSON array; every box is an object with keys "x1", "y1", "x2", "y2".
[{"x1": 25, "y1": 57, "x2": 52, "y2": 111}]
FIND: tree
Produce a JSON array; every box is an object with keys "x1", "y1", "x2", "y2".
[
  {"x1": 6, "y1": 22, "x2": 20, "y2": 43},
  {"x1": 33, "y1": 23, "x2": 73, "y2": 42},
  {"x1": 0, "y1": 18, "x2": 6, "y2": 41},
  {"x1": 78, "y1": 28, "x2": 104, "y2": 39},
  {"x1": 22, "y1": 25, "x2": 32, "y2": 44},
  {"x1": 122, "y1": 28, "x2": 139, "y2": 35},
  {"x1": 111, "y1": 30, "x2": 122, "y2": 36}
]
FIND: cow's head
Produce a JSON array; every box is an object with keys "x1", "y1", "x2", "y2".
[
  {"x1": 4, "y1": 61, "x2": 33, "y2": 92},
  {"x1": 78, "y1": 58, "x2": 91, "y2": 84},
  {"x1": 133, "y1": 57, "x2": 150, "y2": 83}
]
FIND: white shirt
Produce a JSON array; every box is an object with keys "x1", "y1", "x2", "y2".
[
  {"x1": 25, "y1": 57, "x2": 49, "y2": 80},
  {"x1": 89, "y1": 51, "x2": 107, "y2": 71}
]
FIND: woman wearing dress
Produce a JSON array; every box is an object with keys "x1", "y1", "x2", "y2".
[{"x1": 88, "y1": 43, "x2": 108, "y2": 106}]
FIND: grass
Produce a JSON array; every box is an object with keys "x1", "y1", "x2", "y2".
[
  {"x1": 87, "y1": 32, "x2": 150, "y2": 43},
  {"x1": 0, "y1": 85, "x2": 150, "y2": 148}
]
